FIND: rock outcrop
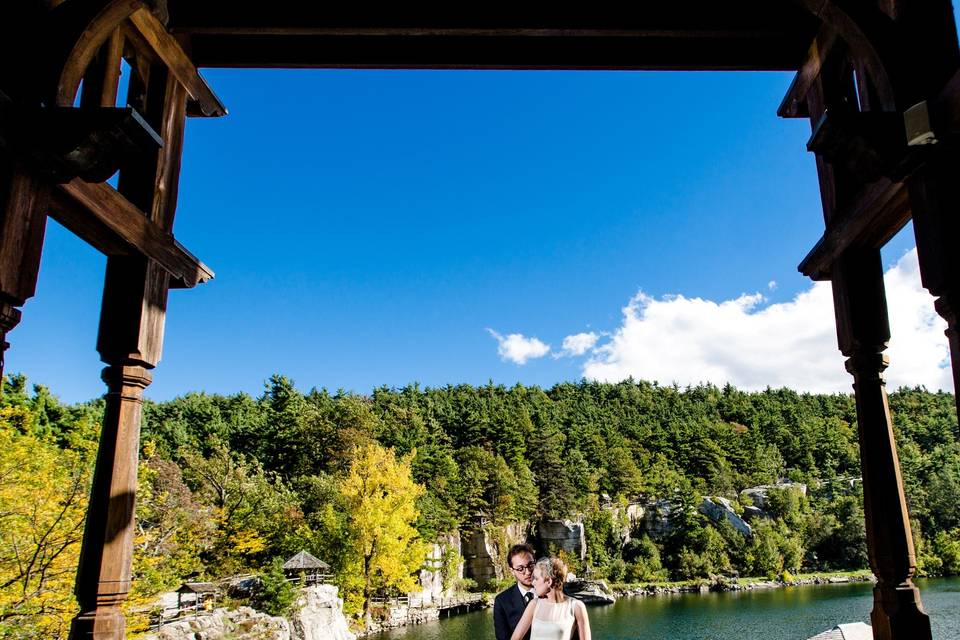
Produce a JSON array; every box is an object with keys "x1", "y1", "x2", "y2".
[
  {"x1": 639, "y1": 499, "x2": 675, "y2": 540},
  {"x1": 151, "y1": 606, "x2": 290, "y2": 640},
  {"x1": 462, "y1": 520, "x2": 527, "y2": 587},
  {"x1": 538, "y1": 519, "x2": 586, "y2": 561},
  {"x1": 289, "y1": 584, "x2": 356, "y2": 640},
  {"x1": 417, "y1": 532, "x2": 462, "y2": 605},
  {"x1": 150, "y1": 585, "x2": 356, "y2": 640},
  {"x1": 699, "y1": 496, "x2": 752, "y2": 536},
  {"x1": 564, "y1": 579, "x2": 616, "y2": 605},
  {"x1": 741, "y1": 481, "x2": 808, "y2": 510}
]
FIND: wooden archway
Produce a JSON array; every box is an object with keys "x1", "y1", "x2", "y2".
[{"x1": 2, "y1": 2, "x2": 959, "y2": 639}]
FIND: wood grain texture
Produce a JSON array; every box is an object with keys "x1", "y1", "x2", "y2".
[
  {"x1": 128, "y1": 8, "x2": 226, "y2": 116},
  {"x1": 799, "y1": 179, "x2": 910, "y2": 281},
  {"x1": 53, "y1": 179, "x2": 213, "y2": 287},
  {"x1": 0, "y1": 164, "x2": 49, "y2": 305}
]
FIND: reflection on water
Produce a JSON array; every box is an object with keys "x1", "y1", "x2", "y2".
[{"x1": 373, "y1": 577, "x2": 960, "y2": 640}]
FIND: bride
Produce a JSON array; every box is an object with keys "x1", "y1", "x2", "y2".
[{"x1": 510, "y1": 557, "x2": 592, "y2": 640}]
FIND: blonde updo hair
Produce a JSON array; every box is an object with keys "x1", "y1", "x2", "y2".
[{"x1": 534, "y1": 557, "x2": 567, "y2": 590}]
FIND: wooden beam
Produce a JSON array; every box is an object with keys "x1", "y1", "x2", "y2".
[
  {"x1": 934, "y1": 64, "x2": 960, "y2": 136},
  {"x1": 50, "y1": 179, "x2": 213, "y2": 288},
  {"x1": 798, "y1": 178, "x2": 910, "y2": 281},
  {"x1": 128, "y1": 9, "x2": 227, "y2": 117},
  {"x1": 778, "y1": 27, "x2": 840, "y2": 119}
]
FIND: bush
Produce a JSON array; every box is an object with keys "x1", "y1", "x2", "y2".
[{"x1": 256, "y1": 557, "x2": 298, "y2": 616}]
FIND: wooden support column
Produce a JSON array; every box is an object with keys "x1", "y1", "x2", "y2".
[
  {"x1": 70, "y1": 48, "x2": 187, "y2": 640},
  {"x1": 785, "y1": 30, "x2": 932, "y2": 640},
  {"x1": 69, "y1": 257, "x2": 166, "y2": 639},
  {"x1": 0, "y1": 159, "x2": 48, "y2": 387},
  {"x1": 832, "y1": 248, "x2": 931, "y2": 640},
  {"x1": 906, "y1": 152, "x2": 960, "y2": 422}
]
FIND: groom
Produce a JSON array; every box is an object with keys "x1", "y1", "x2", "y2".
[{"x1": 493, "y1": 543, "x2": 537, "y2": 640}]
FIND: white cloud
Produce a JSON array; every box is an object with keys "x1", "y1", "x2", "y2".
[
  {"x1": 768, "y1": 280, "x2": 778, "y2": 291},
  {"x1": 487, "y1": 329, "x2": 551, "y2": 365},
  {"x1": 582, "y1": 248, "x2": 951, "y2": 393},
  {"x1": 559, "y1": 332, "x2": 600, "y2": 357}
]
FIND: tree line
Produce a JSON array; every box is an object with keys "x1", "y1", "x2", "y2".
[{"x1": 1, "y1": 374, "x2": 958, "y2": 637}]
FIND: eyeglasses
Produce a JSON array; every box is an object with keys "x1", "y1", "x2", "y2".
[{"x1": 511, "y1": 562, "x2": 536, "y2": 573}]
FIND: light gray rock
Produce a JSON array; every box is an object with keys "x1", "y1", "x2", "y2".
[
  {"x1": 462, "y1": 521, "x2": 528, "y2": 587},
  {"x1": 417, "y1": 532, "x2": 462, "y2": 605},
  {"x1": 640, "y1": 499, "x2": 675, "y2": 540},
  {"x1": 604, "y1": 502, "x2": 646, "y2": 546},
  {"x1": 538, "y1": 519, "x2": 586, "y2": 561},
  {"x1": 290, "y1": 584, "x2": 356, "y2": 640},
  {"x1": 699, "y1": 497, "x2": 752, "y2": 536},
  {"x1": 152, "y1": 606, "x2": 290, "y2": 640},
  {"x1": 741, "y1": 482, "x2": 808, "y2": 510}
]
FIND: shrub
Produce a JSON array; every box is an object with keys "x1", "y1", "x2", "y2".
[{"x1": 256, "y1": 557, "x2": 298, "y2": 616}]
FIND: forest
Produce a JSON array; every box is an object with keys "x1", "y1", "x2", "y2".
[{"x1": 1, "y1": 373, "x2": 959, "y2": 637}]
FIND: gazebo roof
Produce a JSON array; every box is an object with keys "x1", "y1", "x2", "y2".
[
  {"x1": 177, "y1": 581, "x2": 218, "y2": 594},
  {"x1": 283, "y1": 550, "x2": 331, "y2": 571}
]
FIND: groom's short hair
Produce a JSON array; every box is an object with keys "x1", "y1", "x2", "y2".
[{"x1": 507, "y1": 543, "x2": 535, "y2": 567}]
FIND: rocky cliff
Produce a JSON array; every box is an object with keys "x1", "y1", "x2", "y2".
[
  {"x1": 462, "y1": 521, "x2": 527, "y2": 587},
  {"x1": 537, "y1": 519, "x2": 587, "y2": 561},
  {"x1": 149, "y1": 585, "x2": 356, "y2": 640}
]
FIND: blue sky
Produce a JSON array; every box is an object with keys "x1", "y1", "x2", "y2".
[{"x1": 6, "y1": 66, "x2": 938, "y2": 403}]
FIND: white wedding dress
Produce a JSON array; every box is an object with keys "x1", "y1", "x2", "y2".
[{"x1": 530, "y1": 597, "x2": 577, "y2": 640}]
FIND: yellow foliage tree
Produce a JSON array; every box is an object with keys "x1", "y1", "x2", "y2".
[
  {"x1": 336, "y1": 443, "x2": 427, "y2": 618},
  {"x1": 0, "y1": 407, "x2": 91, "y2": 638}
]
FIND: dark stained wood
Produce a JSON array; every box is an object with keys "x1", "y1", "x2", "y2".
[
  {"x1": 798, "y1": 179, "x2": 910, "y2": 280},
  {"x1": 71, "y1": 44, "x2": 195, "y2": 638},
  {"x1": 69, "y1": 363, "x2": 152, "y2": 640},
  {"x1": 54, "y1": 0, "x2": 142, "y2": 107},
  {"x1": 0, "y1": 165, "x2": 49, "y2": 306},
  {"x1": 0, "y1": 161, "x2": 48, "y2": 384},
  {"x1": 779, "y1": 27, "x2": 840, "y2": 119},
  {"x1": 80, "y1": 28, "x2": 124, "y2": 109},
  {"x1": 164, "y1": 3, "x2": 819, "y2": 70},
  {"x1": 128, "y1": 9, "x2": 226, "y2": 117},
  {"x1": 151, "y1": 76, "x2": 187, "y2": 230},
  {"x1": 832, "y1": 249, "x2": 931, "y2": 640},
  {"x1": 5, "y1": 106, "x2": 163, "y2": 184},
  {"x1": 53, "y1": 179, "x2": 213, "y2": 288},
  {"x1": 906, "y1": 152, "x2": 960, "y2": 420}
]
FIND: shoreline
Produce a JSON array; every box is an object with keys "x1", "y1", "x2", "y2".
[
  {"x1": 365, "y1": 571, "x2": 876, "y2": 636},
  {"x1": 609, "y1": 572, "x2": 876, "y2": 598}
]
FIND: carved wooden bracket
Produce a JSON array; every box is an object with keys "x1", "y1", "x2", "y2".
[
  {"x1": 0, "y1": 101, "x2": 163, "y2": 184},
  {"x1": 806, "y1": 108, "x2": 915, "y2": 182}
]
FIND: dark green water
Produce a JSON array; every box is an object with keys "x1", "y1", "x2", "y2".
[{"x1": 374, "y1": 578, "x2": 960, "y2": 640}]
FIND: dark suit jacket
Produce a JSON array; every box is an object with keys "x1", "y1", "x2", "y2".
[{"x1": 493, "y1": 584, "x2": 532, "y2": 640}]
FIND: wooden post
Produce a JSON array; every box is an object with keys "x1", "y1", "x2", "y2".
[
  {"x1": 832, "y1": 248, "x2": 931, "y2": 640},
  {"x1": 70, "y1": 49, "x2": 186, "y2": 640},
  {"x1": 906, "y1": 153, "x2": 960, "y2": 422},
  {"x1": 0, "y1": 159, "x2": 49, "y2": 387}
]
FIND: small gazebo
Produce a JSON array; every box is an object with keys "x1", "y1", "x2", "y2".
[
  {"x1": 176, "y1": 582, "x2": 219, "y2": 616},
  {"x1": 282, "y1": 551, "x2": 332, "y2": 585}
]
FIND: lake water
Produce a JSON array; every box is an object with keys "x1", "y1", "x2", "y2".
[{"x1": 373, "y1": 577, "x2": 960, "y2": 640}]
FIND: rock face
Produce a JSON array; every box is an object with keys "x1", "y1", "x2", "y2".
[
  {"x1": 605, "y1": 502, "x2": 645, "y2": 546},
  {"x1": 150, "y1": 585, "x2": 356, "y2": 640},
  {"x1": 640, "y1": 499, "x2": 675, "y2": 540},
  {"x1": 742, "y1": 505, "x2": 765, "y2": 521},
  {"x1": 564, "y1": 579, "x2": 616, "y2": 605},
  {"x1": 538, "y1": 519, "x2": 586, "y2": 561},
  {"x1": 741, "y1": 482, "x2": 808, "y2": 510},
  {"x1": 417, "y1": 532, "x2": 462, "y2": 605},
  {"x1": 462, "y1": 521, "x2": 527, "y2": 587},
  {"x1": 699, "y1": 497, "x2": 752, "y2": 536},
  {"x1": 289, "y1": 584, "x2": 356, "y2": 640},
  {"x1": 152, "y1": 606, "x2": 290, "y2": 640}
]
